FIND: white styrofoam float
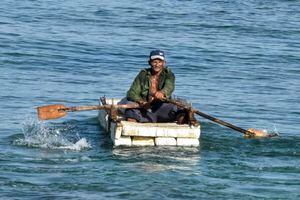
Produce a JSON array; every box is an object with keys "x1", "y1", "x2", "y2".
[{"x1": 98, "y1": 98, "x2": 200, "y2": 147}]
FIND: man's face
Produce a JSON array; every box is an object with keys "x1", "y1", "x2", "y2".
[{"x1": 150, "y1": 59, "x2": 165, "y2": 74}]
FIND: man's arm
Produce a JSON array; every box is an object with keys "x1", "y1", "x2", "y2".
[
  {"x1": 127, "y1": 71, "x2": 144, "y2": 102},
  {"x1": 161, "y1": 69, "x2": 175, "y2": 99}
]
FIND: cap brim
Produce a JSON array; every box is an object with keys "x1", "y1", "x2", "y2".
[{"x1": 150, "y1": 55, "x2": 165, "y2": 60}]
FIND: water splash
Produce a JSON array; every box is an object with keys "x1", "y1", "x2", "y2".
[
  {"x1": 265, "y1": 124, "x2": 280, "y2": 137},
  {"x1": 272, "y1": 124, "x2": 280, "y2": 136},
  {"x1": 256, "y1": 125, "x2": 280, "y2": 137},
  {"x1": 261, "y1": 124, "x2": 280, "y2": 137},
  {"x1": 14, "y1": 118, "x2": 91, "y2": 151}
]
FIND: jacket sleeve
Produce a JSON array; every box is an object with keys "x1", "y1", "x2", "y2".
[
  {"x1": 161, "y1": 69, "x2": 175, "y2": 99},
  {"x1": 126, "y1": 71, "x2": 144, "y2": 102}
]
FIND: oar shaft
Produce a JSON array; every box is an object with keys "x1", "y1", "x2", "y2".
[
  {"x1": 193, "y1": 110, "x2": 248, "y2": 134},
  {"x1": 167, "y1": 99, "x2": 250, "y2": 136},
  {"x1": 37, "y1": 103, "x2": 141, "y2": 120},
  {"x1": 61, "y1": 104, "x2": 140, "y2": 112}
]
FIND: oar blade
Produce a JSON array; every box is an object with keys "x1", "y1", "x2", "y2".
[
  {"x1": 245, "y1": 128, "x2": 270, "y2": 138},
  {"x1": 37, "y1": 104, "x2": 67, "y2": 120}
]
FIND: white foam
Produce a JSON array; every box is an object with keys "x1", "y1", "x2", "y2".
[{"x1": 57, "y1": 138, "x2": 91, "y2": 150}]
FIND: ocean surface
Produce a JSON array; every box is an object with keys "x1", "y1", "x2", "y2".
[{"x1": 0, "y1": 0, "x2": 299, "y2": 199}]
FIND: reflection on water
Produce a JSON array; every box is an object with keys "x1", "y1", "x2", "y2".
[{"x1": 112, "y1": 146, "x2": 201, "y2": 172}]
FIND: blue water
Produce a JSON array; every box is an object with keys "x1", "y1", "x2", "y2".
[{"x1": 1, "y1": 0, "x2": 299, "y2": 199}]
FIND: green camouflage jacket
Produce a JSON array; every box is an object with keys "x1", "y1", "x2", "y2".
[{"x1": 126, "y1": 67, "x2": 175, "y2": 102}]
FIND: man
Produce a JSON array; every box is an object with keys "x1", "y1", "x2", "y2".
[{"x1": 125, "y1": 50, "x2": 197, "y2": 125}]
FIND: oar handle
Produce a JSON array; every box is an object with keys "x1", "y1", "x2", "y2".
[{"x1": 60, "y1": 104, "x2": 140, "y2": 112}]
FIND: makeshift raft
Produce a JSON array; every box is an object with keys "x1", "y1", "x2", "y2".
[{"x1": 98, "y1": 98, "x2": 201, "y2": 147}]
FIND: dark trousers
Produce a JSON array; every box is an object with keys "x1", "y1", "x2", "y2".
[{"x1": 125, "y1": 101, "x2": 179, "y2": 123}]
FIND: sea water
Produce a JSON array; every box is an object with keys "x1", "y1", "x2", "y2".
[{"x1": 0, "y1": 0, "x2": 299, "y2": 199}]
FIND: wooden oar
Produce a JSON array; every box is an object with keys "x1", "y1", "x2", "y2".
[
  {"x1": 167, "y1": 99, "x2": 275, "y2": 138},
  {"x1": 37, "y1": 103, "x2": 140, "y2": 120}
]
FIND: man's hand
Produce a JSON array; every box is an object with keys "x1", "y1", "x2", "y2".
[
  {"x1": 137, "y1": 100, "x2": 151, "y2": 110},
  {"x1": 154, "y1": 91, "x2": 165, "y2": 100}
]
